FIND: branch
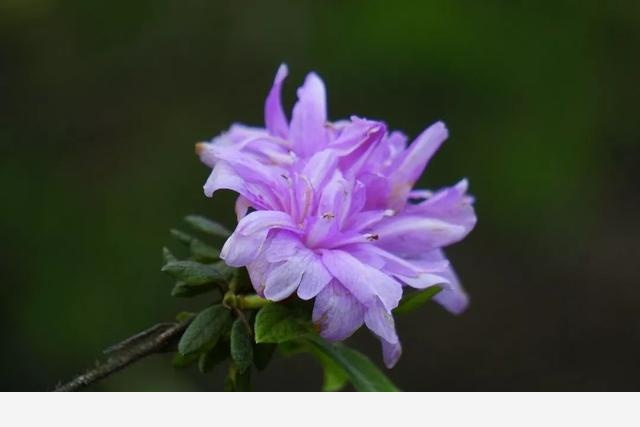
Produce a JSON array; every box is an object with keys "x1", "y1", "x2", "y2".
[{"x1": 54, "y1": 319, "x2": 191, "y2": 392}]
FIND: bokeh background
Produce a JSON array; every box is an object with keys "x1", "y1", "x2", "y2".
[{"x1": 2, "y1": 0, "x2": 639, "y2": 391}]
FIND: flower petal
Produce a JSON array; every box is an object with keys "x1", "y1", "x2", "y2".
[
  {"x1": 263, "y1": 253, "x2": 309, "y2": 301},
  {"x1": 297, "y1": 253, "x2": 332, "y2": 300},
  {"x1": 264, "y1": 230, "x2": 303, "y2": 263},
  {"x1": 300, "y1": 149, "x2": 339, "y2": 192},
  {"x1": 235, "y1": 195, "x2": 251, "y2": 221},
  {"x1": 220, "y1": 211, "x2": 299, "y2": 266},
  {"x1": 328, "y1": 117, "x2": 386, "y2": 156},
  {"x1": 432, "y1": 260, "x2": 470, "y2": 315},
  {"x1": 264, "y1": 63, "x2": 289, "y2": 138},
  {"x1": 321, "y1": 249, "x2": 402, "y2": 311},
  {"x1": 396, "y1": 272, "x2": 449, "y2": 289},
  {"x1": 247, "y1": 252, "x2": 273, "y2": 296},
  {"x1": 289, "y1": 72, "x2": 328, "y2": 157},
  {"x1": 312, "y1": 280, "x2": 365, "y2": 341},
  {"x1": 388, "y1": 121, "x2": 448, "y2": 207},
  {"x1": 381, "y1": 339, "x2": 402, "y2": 368},
  {"x1": 364, "y1": 298, "x2": 399, "y2": 344},
  {"x1": 372, "y1": 214, "x2": 469, "y2": 255},
  {"x1": 407, "y1": 179, "x2": 477, "y2": 234}
]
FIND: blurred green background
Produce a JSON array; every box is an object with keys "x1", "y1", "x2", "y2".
[{"x1": 1, "y1": 0, "x2": 639, "y2": 391}]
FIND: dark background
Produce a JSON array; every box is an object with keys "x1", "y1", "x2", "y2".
[{"x1": 1, "y1": 0, "x2": 639, "y2": 391}]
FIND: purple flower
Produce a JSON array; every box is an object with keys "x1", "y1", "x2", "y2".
[{"x1": 197, "y1": 65, "x2": 476, "y2": 367}]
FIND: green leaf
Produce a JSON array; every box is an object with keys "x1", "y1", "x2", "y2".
[
  {"x1": 169, "y1": 229, "x2": 220, "y2": 261},
  {"x1": 278, "y1": 339, "x2": 306, "y2": 357},
  {"x1": 309, "y1": 347, "x2": 349, "y2": 392},
  {"x1": 394, "y1": 285, "x2": 443, "y2": 315},
  {"x1": 185, "y1": 215, "x2": 231, "y2": 238},
  {"x1": 230, "y1": 318, "x2": 253, "y2": 374},
  {"x1": 178, "y1": 305, "x2": 232, "y2": 355},
  {"x1": 305, "y1": 335, "x2": 400, "y2": 392},
  {"x1": 169, "y1": 228, "x2": 194, "y2": 244},
  {"x1": 162, "y1": 260, "x2": 232, "y2": 286},
  {"x1": 170, "y1": 281, "x2": 219, "y2": 298},
  {"x1": 253, "y1": 343, "x2": 276, "y2": 371},
  {"x1": 198, "y1": 340, "x2": 230, "y2": 373},
  {"x1": 254, "y1": 304, "x2": 312, "y2": 344},
  {"x1": 189, "y1": 239, "x2": 220, "y2": 261},
  {"x1": 162, "y1": 247, "x2": 177, "y2": 263}
]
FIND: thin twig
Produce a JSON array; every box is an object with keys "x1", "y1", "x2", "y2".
[{"x1": 54, "y1": 319, "x2": 191, "y2": 392}]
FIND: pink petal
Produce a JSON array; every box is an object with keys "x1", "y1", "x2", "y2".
[
  {"x1": 289, "y1": 72, "x2": 328, "y2": 157},
  {"x1": 321, "y1": 249, "x2": 402, "y2": 311},
  {"x1": 297, "y1": 253, "x2": 332, "y2": 300},
  {"x1": 220, "y1": 211, "x2": 299, "y2": 267},
  {"x1": 388, "y1": 121, "x2": 449, "y2": 207},
  {"x1": 382, "y1": 339, "x2": 402, "y2": 368},
  {"x1": 364, "y1": 298, "x2": 399, "y2": 344},
  {"x1": 263, "y1": 254, "x2": 309, "y2": 301},
  {"x1": 264, "y1": 64, "x2": 289, "y2": 138},
  {"x1": 372, "y1": 214, "x2": 469, "y2": 255},
  {"x1": 312, "y1": 280, "x2": 365, "y2": 341},
  {"x1": 235, "y1": 196, "x2": 251, "y2": 221}
]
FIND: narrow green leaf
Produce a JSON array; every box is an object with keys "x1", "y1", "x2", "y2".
[
  {"x1": 309, "y1": 347, "x2": 349, "y2": 392},
  {"x1": 170, "y1": 228, "x2": 193, "y2": 245},
  {"x1": 254, "y1": 304, "x2": 312, "y2": 344},
  {"x1": 162, "y1": 247, "x2": 177, "y2": 264},
  {"x1": 178, "y1": 305, "x2": 232, "y2": 355},
  {"x1": 278, "y1": 339, "x2": 306, "y2": 357},
  {"x1": 169, "y1": 229, "x2": 220, "y2": 261},
  {"x1": 230, "y1": 319, "x2": 253, "y2": 374},
  {"x1": 305, "y1": 335, "x2": 400, "y2": 392},
  {"x1": 253, "y1": 343, "x2": 276, "y2": 371},
  {"x1": 185, "y1": 215, "x2": 231, "y2": 238},
  {"x1": 190, "y1": 239, "x2": 220, "y2": 261},
  {"x1": 394, "y1": 285, "x2": 443, "y2": 315},
  {"x1": 170, "y1": 281, "x2": 219, "y2": 298},
  {"x1": 162, "y1": 260, "x2": 232, "y2": 286}
]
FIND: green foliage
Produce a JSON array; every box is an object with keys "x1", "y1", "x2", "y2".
[
  {"x1": 230, "y1": 318, "x2": 253, "y2": 374},
  {"x1": 394, "y1": 286, "x2": 443, "y2": 315},
  {"x1": 307, "y1": 345, "x2": 349, "y2": 392},
  {"x1": 305, "y1": 336, "x2": 400, "y2": 392},
  {"x1": 169, "y1": 228, "x2": 220, "y2": 262},
  {"x1": 184, "y1": 215, "x2": 231, "y2": 238},
  {"x1": 170, "y1": 281, "x2": 219, "y2": 298},
  {"x1": 162, "y1": 224, "x2": 232, "y2": 298},
  {"x1": 163, "y1": 215, "x2": 398, "y2": 392},
  {"x1": 254, "y1": 304, "x2": 312, "y2": 344},
  {"x1": 162, "y1": 247, "x2": 178, "y2": 264},
  {"x1": 178, "y1": 305, "x2": 232, "y2": 355},
  {"x1": 162, "y1": 260, "x2": 231, "y2": 286}
]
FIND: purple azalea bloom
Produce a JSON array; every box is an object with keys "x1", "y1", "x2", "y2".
[{"x1": 197, "y1": 64, "x2": 476, "y2": 367}]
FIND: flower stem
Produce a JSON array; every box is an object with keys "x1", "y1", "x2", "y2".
[{"x1": 237, "y1": 294, "x2": 270, "y2": 310}]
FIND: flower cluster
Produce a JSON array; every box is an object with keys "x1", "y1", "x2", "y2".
[{"x1": 197, "y1": 65, "x2": 476, "y2": 367}]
